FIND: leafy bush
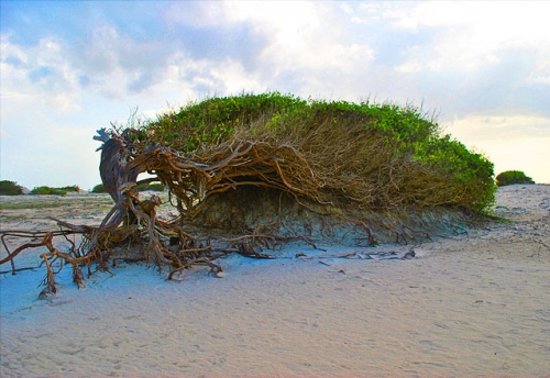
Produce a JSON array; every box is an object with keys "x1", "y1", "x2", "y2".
[
  {"x1": 91, "y1": 183, "x2": 106, "y2": 193},
  {"x1": 31, "y1": 186, "x2": 67, "y2": 195},
  {"x1": 30, "y1": 185, "x2": 80, "y2": 195},
  {"x1": 140, "y1": 92, "x2": 305, "y2": 153},
  {"x1": 132, "y1": 93, "x2": 496, "y2": 214},
  {"x1": 496, "y1": 170, "x2": 534, "y2": 186},
  {"x1": 136, "y1": 183, "x2": 165, "y2": 192},
  {"x1": 58, "y1": 185, "x2": 80, "y2": 192},
  {"x1": 0, "y1": 180, "x2": 23, "y2": 195},
  {"x1": 92, "y1": 182, "x2": 164, "y2": 193}
]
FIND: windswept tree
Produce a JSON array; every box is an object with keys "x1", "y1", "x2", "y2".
[{"x1": 0, "y1": 93, "x2": 496, "y2": 295}]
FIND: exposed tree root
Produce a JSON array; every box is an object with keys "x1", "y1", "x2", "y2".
[{"x1": 0, "y1": 128, "x2": 482, "y2": 296}]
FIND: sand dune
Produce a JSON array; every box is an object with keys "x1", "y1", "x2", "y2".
[{"x1": 1, "y1": 185, "x2": 549, "y2": 377}]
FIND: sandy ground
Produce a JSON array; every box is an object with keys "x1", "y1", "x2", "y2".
[{"x1": 0, "y1": 185, "x2": 549, "y2": 377}]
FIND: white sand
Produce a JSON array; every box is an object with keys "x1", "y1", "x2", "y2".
[{"x1": 1, "y1": 185, "x2": 549, "y2": 377}]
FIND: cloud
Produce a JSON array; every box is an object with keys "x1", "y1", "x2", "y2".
[
  {"x1": 380, "y1": 2, "x2": 550, "y2": 73},
  {"x1": 1, "y1": 35, "x2": 81, "y2": 111},
  {"x1": 1, "y1": 1, "x2": 550, "y2": 185},
  {"x1": 5, "y1": 1, "x2": 546, "y2": 116},
  {"x1": 68, "y1": 25, "x2": 171, "y2": 98},
  {"x1": 445, "y1": 114, "x2": 550, "y2": 141}
]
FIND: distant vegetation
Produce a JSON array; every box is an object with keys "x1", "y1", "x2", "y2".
[
  {"x1": 0, "y1": 181, "x2": 83, "y2": 196},
  {"x1": 496, "y1": 170, "x2": 535, "y2": 187},
  {"x1": 91, "y1": 184, "x2": 105, "y2": 193},
  {"x1": 30, "y1": 185, "x2": 80, "y2": 195},
  {"x1": 0, "y1": 180, "x2": 23, "y2": 195},
  {"x1": 91, "y1": 182, "x2": 164, "y2": 193},
  {"x1": 138, "y1": 183, "x2": 165, "y2": 192}
]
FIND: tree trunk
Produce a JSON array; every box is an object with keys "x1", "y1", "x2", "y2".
[{"x1": 94, "y1": 129, "x2": 139, "y2": 203}]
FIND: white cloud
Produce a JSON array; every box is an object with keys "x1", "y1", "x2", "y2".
[
  {"x1": 382, "y1": 1, "x2": 550, "y2": 73},
  {"x1": 1, "y1": 35, "x2": 81, "y2": 111},
  {"x1": 444, "y1": 114, "x2": 550, "y2": 141},
  {"x1": 224, "y1": 0, "x2": 322, "y2": 38},
  {"x1": 2, "y1": 1, "x2": 550, "y2": 187},
  {"x1": 167, "y1": 1, "x2": 373, "y2": 75},
  {"x1": 209, "y1": 59, "x2": 267, "y2": 94},
  {"x1": 395, "y1": 60, "x2": 422, "y2": 74}
]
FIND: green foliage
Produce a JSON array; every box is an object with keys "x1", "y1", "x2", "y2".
[
  {"x1": 144, "y1": 92, "x2": 306, "y2": 152},
  {"x1": 31, "y1": 186, "x2": 67, "y2": 195},
  {"x1": 496, "y1": 170, "x2": 534, "y2": 186},
  {"x1": 414, "y1": 135, "x2": 496, "y2": 212},
  {"x1": 30, "y1": 185, "x2": 80, "y2": 195},
  {"x1": 91, "y1": 182, "x2": 164, "y2": 193},
  {"x1": 137, "y1": 93, "x2": 497, "y2": 214},
  {"x1": 91, "y1": 184, "x2": 106, "y2": 193},
  {"x1": 0, "y1": 180, "x2": 23, "y2": 195},
  {"x1": 145, "y1": 94, "x2": 439, "y2": 153},
  {"x1": 136, "y1": 183, "x2": 165, "y2": 192},
  {"x1": 58, "y1": 185, "x2": 80, "y2": 192}
]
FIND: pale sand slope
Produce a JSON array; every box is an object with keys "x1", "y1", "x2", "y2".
[{"x1": 0, "y1": 185, "x2": 549, "y2": 377}]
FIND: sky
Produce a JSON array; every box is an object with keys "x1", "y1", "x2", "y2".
[{"x1": 1, "y1": 0, "x2": 549, "y2": 190}]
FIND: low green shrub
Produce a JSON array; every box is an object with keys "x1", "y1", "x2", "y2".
[
  {"x1": 136, "y1": 183, "x2": 165, "y2": 192},
  {"x1": 58, "y1": 185, "x2": 80, "y2": 192},
  {"x1": 91, "y1": 182, "x2": 164, "y2": 193},
  {"x1": 91, "y1": 183, "x2": 106, "y2": 193},
  {"x1": 0, "y1": 180, "x2": 23, "y2": 195},
  {"x1": 496, "y1": 170, "x2": 534, "y2": 186},
  {"x1": 30, "y1": 185, "x2": 80, "y2": 195},
  {"x1": 30, "y1": 186, "x2": 67, "y2": 195}
]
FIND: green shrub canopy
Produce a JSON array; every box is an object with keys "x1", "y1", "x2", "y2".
[
  {"x1": 136, "y1": 182, "x2": 165, "y2": 192},
  {"x1": 30, "y1": 185, "x2": 80, "y2": 195},
  {"x1": 91, "y1": 183, "x2": 106, "y2": 193},
  {"x1": 92, "y1": 182, "x2": 163, "y2": 193},
  {"x1": 126, "y1": 93, "x2": 495, "y2": 214},
  {"x1": 0, "y1": 180, "x2": 23, "y2": 195},
  {"x1": 496, "y1": 170, "x2": 534, "y2": 186}
]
